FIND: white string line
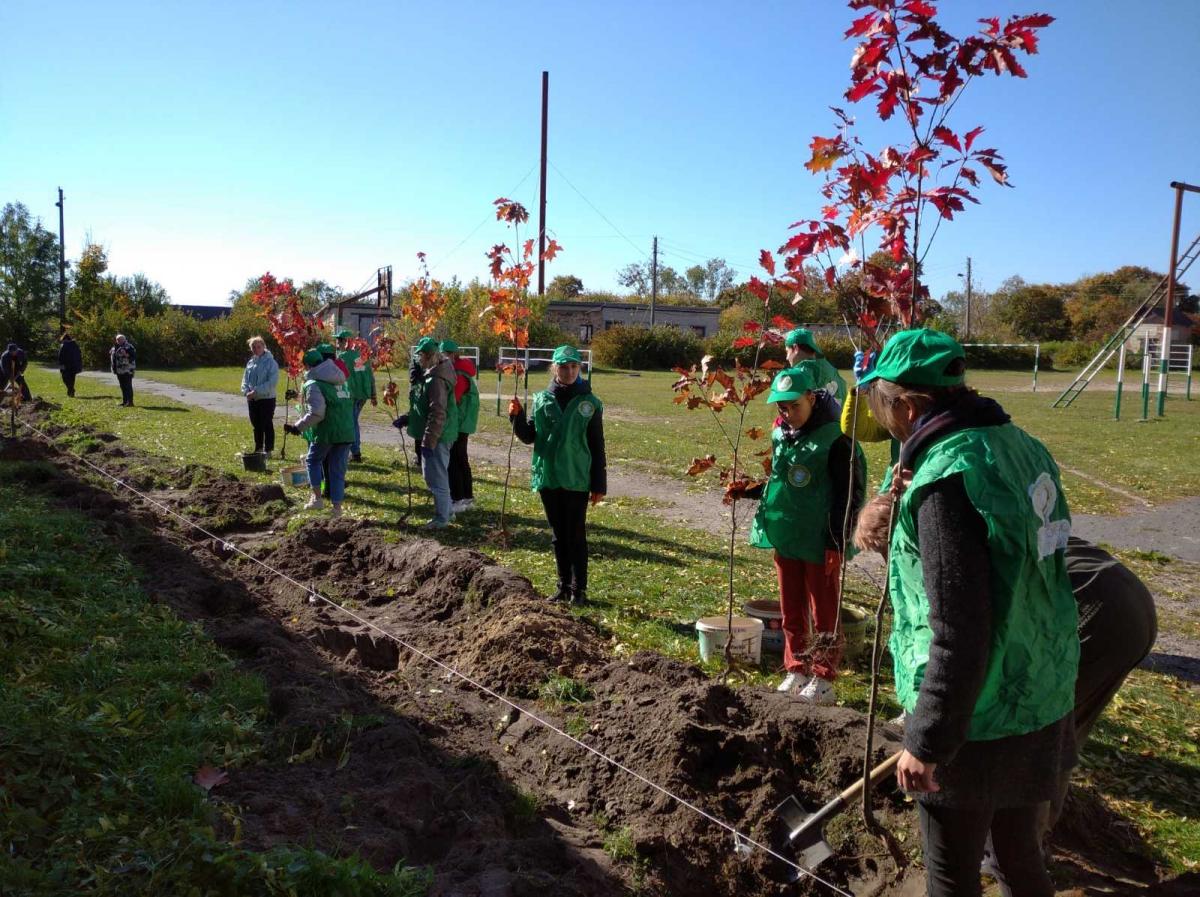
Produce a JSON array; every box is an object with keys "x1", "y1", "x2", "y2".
[{"x1": 18, "y1": 418, "x2": 853, "y2": 897}]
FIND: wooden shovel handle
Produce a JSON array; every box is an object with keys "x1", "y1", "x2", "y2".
[{"x1": 836, "y1": 750, "x2": 901, "y2": 804}]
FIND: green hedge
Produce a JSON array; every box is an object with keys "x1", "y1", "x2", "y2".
[
  {"x1": 961, "y1": 344, "x2": 1039, "y2": 370},
  {"x1": 69, "y1": 306, "x2": 268, "y2": 369},
  {"x1": 589, "y1": 325, "x2": 705, "y2": 370}
]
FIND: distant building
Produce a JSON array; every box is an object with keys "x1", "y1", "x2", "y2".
[
  {"x1": 317, "y1": 267, "x2": 394, "y2": 339},
  {"x1": 546, "y1": 300, "x2": 723, "y2": 344},
  {"x1": 175, "y1": 304, "x2": 231, "y2": 321},
  {"x1": 1132, "y1": 307, "x2": 1194, "y2": 354}
]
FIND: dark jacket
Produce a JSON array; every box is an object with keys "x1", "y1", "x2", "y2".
[
  {"x1": 1, "y1": 344, "x2": 28, "y2": 385},
  {"x1": 512, "y1": 376, "x2": 608, "y2": 494},
  {"x1": 58, "y1": 338, "x2": 83, "y2": 374},
  {"x1": 110, "y1": 342, "x2": 136, "y2": 376}
]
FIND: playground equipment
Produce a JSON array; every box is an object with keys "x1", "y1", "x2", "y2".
[
  {"x1": 1114, "y1": 341, "x2": 1194, "y2": 421},
  {"x1": 961, "y1": 343, "x2": 1041, "y2": 391},
  {"x1": 494, "y1": 346, "x2": 593, "y2": 414}
]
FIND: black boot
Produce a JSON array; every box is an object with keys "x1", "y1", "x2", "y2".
[
  {"x1": 550, "y1": 582, "x2": 572, "y2": 603},
  {"x1": 571, "y1": 587, "x2": 588, "y2": 605}
]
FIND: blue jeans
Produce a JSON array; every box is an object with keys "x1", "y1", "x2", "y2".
[
  {"x1": 351, "y1": 399, "x2": 366, "y2": 455},
  {"x1": 420, "y1": 443, "x2": 452, "y2": 524},
  {"x1": 306, "y1": 442, "x2": 351, "y2": 504}
]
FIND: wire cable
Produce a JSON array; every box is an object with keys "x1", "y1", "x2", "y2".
[
  {"x1": 427, "y1": 165, "x2": 538, "y2": 275},
  {"x1": 549, "y1": 162, "x2": 648, "y2": 260},
  {"x1": 17, "y1": 417, "x2": 855, "y2": 897}
]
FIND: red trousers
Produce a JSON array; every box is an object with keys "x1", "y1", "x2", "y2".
[{"x1": 774, "y1": 550, "x2": 844, "y2": 680}]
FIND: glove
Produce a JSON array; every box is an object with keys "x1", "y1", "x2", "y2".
[
  {"x1": 853, "y1": 350, "x2": 877, "y2": 382},
  {"x1": 393, "y1": 413, "x2": 409, "y2": 429},
  {"x1": 283, "y1": 423, "x2": 301, "y2": 436},
  {"x1": 284, "y1": 388, "x2": 298, "y2": 401},
  {"x1": 508, "y1": 398, "x2": 523, "y2": 417}
]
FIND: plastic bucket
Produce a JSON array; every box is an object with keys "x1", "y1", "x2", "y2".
[
  {"x1": 841, "y1": 605, "x2": 869, "y2": 664},
  {"x1": 742, "y1": 599, "x2": 785, "y2": 654},
  {"x1": 695, "y1": 615, "x2": 764, "y2": 664},
  {"x1": 280, "y1": 465, "x2": 309, "y2": 488},
  {"x1": 241, "y1": 451, "x2": 268, "y2": 473}
]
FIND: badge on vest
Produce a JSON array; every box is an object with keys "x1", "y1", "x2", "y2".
[
  {"x1": 577, "y1": 401, "x2": 595, "y2": 418},
  {"x1": 787, "y1": 463, "x2": 812, "y2": 488},
  {"x1": 1029, "y1": 471, "x2": 1070, "y2": 558}
]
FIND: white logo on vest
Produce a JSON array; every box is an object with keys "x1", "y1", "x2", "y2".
[
  {"x1": 1029, "y1": 471, "x2": 1070, "y2": 559},
  {"x1": 787, "y1": 463, "x2": 812, "y2": 488},
  {"x1": 578, "y1": 401, "x2": 595, "y2": 418}
]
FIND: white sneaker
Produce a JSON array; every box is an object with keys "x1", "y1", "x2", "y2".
[
  {"x1": 304, "y1": 495, "x2": 324, "y2": 511},
  {"x1": 796, "y1": 676, "x2": 836, "y2": 706},
  {"x1": 330, "y1": 505, "x2": 343, "y2": 519},
  {"x1": 776, "y1": 672, "x2": 810, "y2": 694},
  {"x1": 450, "y1": 499, "x2": 468, "y2": 514},
  {"x1": 461, "y1": 498, "x2": 474, "y2": 509},
  {"x1": 890, "y1": 709, "x2": 908, "y2": 726}
]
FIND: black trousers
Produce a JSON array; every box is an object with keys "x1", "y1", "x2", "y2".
[
  {"x1": 61, "y1": 371, "x2": 77, "y2": 396},
  {"x1": 116, "y1": 373, "x2": 134, "y2": 405},
  {"x1": 539, "y1": 488, "x2": 590, "y2": 593},
  {"x1": 448, "y1": 433, "x2": 473, "y2": 501},
  {"x1": 921, "y1": 803, "x2": 1052, "y2": 897},
  {"x1": 247, "y1": 397, "x2": 276, "y2": 453},
  {"x1": 3, "y1": 375, "x2": 32, "y2": 401}
]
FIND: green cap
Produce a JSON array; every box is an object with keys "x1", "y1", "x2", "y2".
[
  {"x1": 316, "y1": 342, "x2": 336, "y2": 358},
  {"x1": 334, "y1": 327, "x2": 353, "y2": 339},
  {"x1": 858, "y1": 328, "x2": 966, "y2": 388},
  {"x1": 414, "y1": 336, "x2": 440, "y2": 355},
  {"x1": 784, "y1": 327, "x2": 823, "y2": 357},
  {"x1": 439, "y1": 339, "x2": 459, "y2": 353},
  {"x1": 766, "y1": 365, "x2": 817, "y2": 403},
  {"x1": 551, "y1": 344, "x2": 583, "y2": 364},
  {"x1": 303, "y1": 348, "x2": 324, "y2": 366}
]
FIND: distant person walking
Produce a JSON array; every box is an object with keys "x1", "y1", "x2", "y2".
[
  {"x1": 240, "y1": 335, "x2": 280, "y2": 455},
  {"x1": 110, "y1": 334, "x2": 137, "y2": 406},
  {"x1": 0, "y1": 342, "x2": 32, "y2": 401},
  {"x1": 57, "y1": 332, "x2": 83, "y2": 397},
  {"x1": 442, "y1": 339, "x2": 479, "y2": 513}
]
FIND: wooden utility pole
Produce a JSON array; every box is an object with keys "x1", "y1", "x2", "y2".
[
  {"x1": 650, "y1": 236, "x2": 659, "y2": 327},
  {"x1": 537, "y1": 71, "x2": 549, "y2": 296},
  {"x1": 963, "y1": 256, "x2": 972, "y2": 340},
  {"x1": 55, "y1": 187, "x2": 66, "y2": 328}
]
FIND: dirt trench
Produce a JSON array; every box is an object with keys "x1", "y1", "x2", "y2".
[{"x1": 2, "y1": 404, "x2": 1191, "y2": 897}]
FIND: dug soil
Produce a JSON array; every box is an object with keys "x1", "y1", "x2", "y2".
[{"x1": 2, "y1": 403, "x2": 1191, "y2": 897}]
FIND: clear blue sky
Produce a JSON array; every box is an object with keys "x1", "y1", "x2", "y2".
[{"x1": 2, "y1": 0, "x2": 1198, "y2": 307}]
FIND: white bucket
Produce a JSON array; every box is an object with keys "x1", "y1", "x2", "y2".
[
  {"x1": 695, "y1": 615, "x2": 764, "y2": 664},
  {"x1": 742, "y1": 599, "x2": 785, "y2": 654},
  {"x1": 280, "y1": 465, "x2": 310, "y2": 488}
]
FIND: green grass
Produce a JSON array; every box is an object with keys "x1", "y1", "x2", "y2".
[
  {"x1": 19, "y1": 364, "x2": 1200, "y2": 873},
  {"x1": 0, "y1": 481, "x2": 430, "y2": 897}
]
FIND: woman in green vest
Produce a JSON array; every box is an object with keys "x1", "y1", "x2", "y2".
[
  {"x1": 737, "y1": 362, "x2": 865, "y2": 704},
  {"x1": 509, "y1": 345, "x2": 606, "y2": 604},
  {"x1": 784, "y1": 327, "x2": 846, "y2": 405},
  {"x1": 283, "y1": 347, "x2": 355, "y2": 518},
  {"x1": 334, "y1": 328, "x2": 376, "y2": 463},
  {"x1": 855, "y1": 329, "x2": 1077, "y2": 897},
  {"x1": 441, "y1": 339, "x2": 479, "y2": 513}
]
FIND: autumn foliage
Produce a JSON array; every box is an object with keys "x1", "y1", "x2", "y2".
[
  {"x1": 400, "y1": 252, "x2": 449, "y2": 337},
  {"x1": 482, "y1": 198, "x2": 562, "y2": 358},
  {"x1": 250, "y1": 273, "x2": 327, "y2": 379}
]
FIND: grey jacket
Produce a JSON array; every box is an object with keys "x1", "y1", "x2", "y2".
[{"x1": 293, "y1": 359, "x2": 346, "y2": 431}]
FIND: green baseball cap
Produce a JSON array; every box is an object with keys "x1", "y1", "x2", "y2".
[
  {"x1": 439, "y1": 339, "x2": 459, "y2": 353},
  {"x1": 334, "y1": 327, "x2": 353, "y2": 339},
  {"x1": 315, "y1": 342, "x2": 336, "y2": 358},
  {"x1": 551, "y1": 344, "x2": 583, "y2": 364},
  {"x1": 766, "y1": 365, "x2": 817, "y2": 403},
  {"x1": 303, "y1": 348, "x2": 324, "y2": 366},
  {"x1": 414, "y1": 336, "x2": 440, "y2": 355},
  {"x1": 858, "y1": 328, "x2": 966, "y2": 388},
  {"x1": 784, "y1": 327, "x2": 823, "y2": 357}
]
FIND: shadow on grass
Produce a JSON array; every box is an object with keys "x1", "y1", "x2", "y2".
[
  {"x1": 1140, "y1": 652, "x2": 1200, "y2": 685},
  {"x1": 1084, "y1": 717, "x2": 1200, "y2": 822}
]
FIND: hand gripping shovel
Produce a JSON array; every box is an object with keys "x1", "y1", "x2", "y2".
[{"x1": 775, "y1": 749, "x2": 901, "y2": 873}]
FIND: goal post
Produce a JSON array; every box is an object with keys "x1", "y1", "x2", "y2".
[
  {"x1": 495, "y1": 346, "x2": 594, "y2": 415},
  {"x1": 960, "y1": 342, "x2": 1041, "y2": 392}
]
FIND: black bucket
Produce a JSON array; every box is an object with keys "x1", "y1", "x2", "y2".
[{"x1": 240, "y1": 451, "x2": 268, "y2": 473}]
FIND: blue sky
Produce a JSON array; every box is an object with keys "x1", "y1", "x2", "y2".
[{"x1": 2, "y1": 0, "x2": 1198, "y2": 307}]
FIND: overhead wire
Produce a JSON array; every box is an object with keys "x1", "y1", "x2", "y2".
[
  {"x1": 16, "y1": 416, "x2": 856, "y2": 897},
  {"x1": 425, "y1": 164, "x2": 538, "y2": 277}
]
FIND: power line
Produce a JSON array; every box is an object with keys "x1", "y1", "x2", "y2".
[
  {"x1": 549, "y1": 161, "x2": 647, "y2": 260},
  {"x1": 426, "y1": 165, "x2": 538, "y2": 276},
  {"x1": 18, "y1": 417, "x2": 854, "y2": 897}
]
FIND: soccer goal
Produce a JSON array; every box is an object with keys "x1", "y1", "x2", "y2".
[
  {"x1": 495, "y1": 346, "x2": 594, "y2": 415},
  {"x1": 960, "y1": 343, "x2": 1042, "y2": 392}
]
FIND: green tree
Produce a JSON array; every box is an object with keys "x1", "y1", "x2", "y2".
[
  {"x1": 0, "y1": 202, "x2": 60, "y2": 350},
  {"x1": 546, "y1": 274, "x2": 584, "y2": 300},
  {"x1": 993, "y1": 277, "x2": 1069, "y2": 340},
  {"x1": 682, "y1": 258, "x2": 736, "y2": 302},
  {"x1": 115, "y1": 273, "x2": 170, "y2": 316}
]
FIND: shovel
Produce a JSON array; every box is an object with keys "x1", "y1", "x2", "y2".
[{"x1": 775, "y1": 749, "x2": 902, "y2": 872}]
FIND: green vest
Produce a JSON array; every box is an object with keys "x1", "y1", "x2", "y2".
[
  {"x1": 457, "y1": 371, "x2": 480, "y2": 435},
  {"x1": 406, "y1": 369, "x2": 460, "y2": 446},
  {"x1": 530, "y1": 390, "x2": 602, "y2": 492},
  {"x1": 888, "y1": 424, "x2": 1079, "y2": 741},
  {"x1": 303, "y1": 378, "x2": 355, "y2": 445},
  {"x1": 337, "y1": 349, "x2": 375, "y2": 402},
  {"x1": 749, "y1": 421, "x2": 862, "y2": 562},
  {"x1": 813, "y1": 357, "x2": 847, "y2": 405}
]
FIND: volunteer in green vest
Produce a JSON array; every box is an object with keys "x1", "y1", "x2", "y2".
[
  {"x1": 784, "y1": 327, "x2": 846, "y2": 405},
  {"x1": 283, "y1": 347, "x2": 354, "y2": 518},
  {"x1": 441, "y1": 339, "x2": 479, "y2": 513},
  {"x1": 393, "y1": 336, "x2": 459, "y2": 529},
  {"x1": 735, "y1": 362, "x2": 865, "y2": 704},
  {"x1": 854, "y1": 329, "x2": 1078, "y2": 897},
  {"x1": 334, "y1": 328, "x2": 377, "y2": 463},
  {"x1": 509, "y1": 345, "x2": 606, "y2": 604}
]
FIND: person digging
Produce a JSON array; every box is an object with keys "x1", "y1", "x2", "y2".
[{"x1": 283, "y1": 348, "x2": 354, "y2": 518}]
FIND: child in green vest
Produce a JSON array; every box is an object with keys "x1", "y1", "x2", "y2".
[
  {"x1": 855, "y1": 329, "x2": 1078, "y2": 897},
  {"x1": 740, "y1": 363, "x2": 865, "y2": 704},
  {"x1": 283, "y1": 348, "x2": 354, "y2": 517},
  {"x1": 509, "y1": 345, "x2": 606, "y2": 604},
  {"x1": 441, "y1": 339, "x2": 479, "y2": 513},
  {"x1": 334, "y1": 328, "x2": 376, "y2": 463},
  {"x1": 784, "y1": 327, "x2": 846, "y2": 405}
]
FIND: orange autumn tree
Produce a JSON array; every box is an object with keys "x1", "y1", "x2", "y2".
[{"x1": 481, "y1": 197, "x2": 563, "y2": 540}]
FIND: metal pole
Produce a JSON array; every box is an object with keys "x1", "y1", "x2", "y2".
[
  {"x1": 537, "y1": 71, "x2": 549, "y2": 297},
  {"x1": 55, "y1": 187, "x2": 66, "y2": 328},
  {"x1": 1157, "y1": 184, "x2": 1185, "y2": 416},
  {"x1": 1031, "y1": 343, "x2": 1039, "y2": 392},
  {"x1": 964, "y1": 257, "x2": 972, "y2": 340},
  {"x1": 1113, "y1": 342, "x2": 1126, "y2": 419},
  {"x1": 1140, "y1": 351, "x2": 1151, "y2": 421},
  {"x1": 1187, "y1": 345, "x2": 1194, "y2": 401},
  {"x1": 650, "y1": 236, "x2": 658, "y2": 328}
]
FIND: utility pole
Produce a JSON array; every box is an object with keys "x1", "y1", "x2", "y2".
[
  {"x1": 650, "y1": 236, "x2": 658, "y2": 327},
  {"x1": 1158, "y1": 181, "x2": 1200, "y2": 415},
  {"x1": 537, "y1": 71, "x2": 549, "y2": 296},
  {"x1": 963, "y1": 256, "x2": 972, "y2": 340},
  {"x1": 55, "y1": 187, "x2": 66, "y2": 328}
]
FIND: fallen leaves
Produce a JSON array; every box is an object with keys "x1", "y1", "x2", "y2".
[{"x1": 193, "y1": 765, "x2": 229, "y2": 792}]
